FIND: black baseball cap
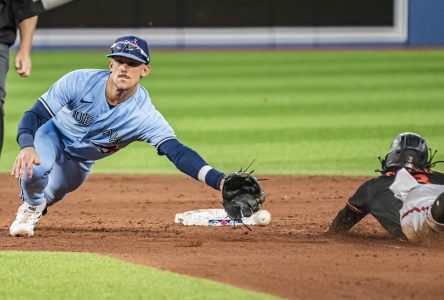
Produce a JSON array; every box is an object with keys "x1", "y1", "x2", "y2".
[{"x1": 107, "y1": 36, "x2": 150, "y2": 65}]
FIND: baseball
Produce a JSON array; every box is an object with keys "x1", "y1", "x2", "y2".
[{"x1": 255, "y1": 210, "x2": 271, "y2": 226}]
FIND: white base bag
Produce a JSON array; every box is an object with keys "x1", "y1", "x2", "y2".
[{"x1": 174, "y1": 209, "x2": 262, "y2": 226}]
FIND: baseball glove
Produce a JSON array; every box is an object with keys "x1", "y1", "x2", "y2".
[{"x1": 222, "y1": 172, "x2": 265, "y2": 220}]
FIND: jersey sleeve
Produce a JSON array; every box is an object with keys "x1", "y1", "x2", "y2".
[
  {"x1": 15, "y1": 0, "x2": 43, "y2": 22},
  {"x1": 328, "y1": 205, "x2": 367, "y2": 233},
  {"x1": 138, "y1": 109, "x2": 176, "y2": 146},
  {"x1": 328, "y1": 181, "x2": 372, "y2": 233},
  {"x1": 347, "y1": 181, "x2": 372, "y2": 214},
  {"x1": 158, "y1": 139, "x2": 225, "y2": 190},
  {"x1": 38, "y1": 71, "x2": 81, "y2": 117}
]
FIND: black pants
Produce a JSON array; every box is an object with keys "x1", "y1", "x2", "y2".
[
  {"x1": 0, "y1": 43, "x2": 9, "y2": 158},
  {"x1": 0, "y1": 102, "x2": 3, "y2": 157}
]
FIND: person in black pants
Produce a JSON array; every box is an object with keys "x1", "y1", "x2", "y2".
[{"x1": 0, "y1": 0, "x2": 43, "y2": 157}]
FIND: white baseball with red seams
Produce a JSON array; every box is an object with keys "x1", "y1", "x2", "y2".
[{"x1": 255, "y1": 210, "x2": 271, "y2": 226}]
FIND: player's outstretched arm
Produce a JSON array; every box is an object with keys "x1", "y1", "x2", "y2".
[
  {"x1": 326, "y1": 205, "x2": 367, "y2": 234},
  {"x1": 157, "y1": 139, "x2": 266, "y2": 220},
  {"x1": 157, "y1": 139, "x2": 225, "y2": 190}
]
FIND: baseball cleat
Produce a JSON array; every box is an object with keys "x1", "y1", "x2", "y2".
[{"x1": 9, "y1": 200, "x2": 47, "y2": 237}]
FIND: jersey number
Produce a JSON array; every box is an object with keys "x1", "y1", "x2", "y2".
[{"x1": 413, "y1": 174, "x2": 431, "y2": 184}]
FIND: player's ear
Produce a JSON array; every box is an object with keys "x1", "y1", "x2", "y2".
[
  {"x1": 141, "y1": 65, "x2": 151, "y2": 78},
  {"x1": 108, "y1": 59, "x2": 113, "y2": 70}
]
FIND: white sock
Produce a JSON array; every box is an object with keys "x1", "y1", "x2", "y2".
[{"x1": 25, "y1": 200, "x2": 46, "y2": 212}]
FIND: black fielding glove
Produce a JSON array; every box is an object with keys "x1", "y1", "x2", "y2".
[{"x1": 222, "y1": 172, "x2": 265, "y2": 220}]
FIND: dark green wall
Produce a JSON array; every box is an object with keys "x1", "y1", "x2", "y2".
[{"x1": 37, "y1": 0, "x2": 393, "y2": 28}]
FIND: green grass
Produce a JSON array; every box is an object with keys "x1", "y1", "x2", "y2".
[
  {"x1": 0, "y1": 251, "x2": 276, "y2": 300},
  {"x1": 2, "y1": 49, "x2": 444, "y2": 299},
  {"x1": 2, "y1": 49, "x2": 444, "y2": 175}
]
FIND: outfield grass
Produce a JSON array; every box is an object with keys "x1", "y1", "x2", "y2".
[
  {"x1": 1, "y1": 49, "x2": 444, "y2": 175},
  {"x1": 0, "y1": 251, "x2": 276, "y2": 300},
  {"x1": 2, "y1": 49, "x2": 444, "y2": 299}
]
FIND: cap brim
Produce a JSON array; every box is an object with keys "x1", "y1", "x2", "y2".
[{"x1": 106, "y1": 53, "x2": 147, "y2": 64}]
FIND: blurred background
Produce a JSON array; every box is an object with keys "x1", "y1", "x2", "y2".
[
  {"x1": 25, "y1": 0, "x2": 444, "y2": 48},
  {"x1": 3, "y1": 0, "x2": 444, "y2": 175}
]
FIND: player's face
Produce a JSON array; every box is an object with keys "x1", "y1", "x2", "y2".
[{"x1": 109, "y1": 57, "x2": 151, "y2": 90}]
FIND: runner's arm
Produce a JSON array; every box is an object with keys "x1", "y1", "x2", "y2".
[{"x1": 327, "y1": 203, "x2": 368, "y2": 233}]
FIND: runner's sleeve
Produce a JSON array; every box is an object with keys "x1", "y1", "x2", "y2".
[
  {"x1": 328, "y1": 181, "x2": 370, "y2": 233},
  {"x1": 347, "y1": 180, "x2": 371, "y2": 213},
  {"x1": 328, "y1": 205, "x2": 367, "y2": 233}
]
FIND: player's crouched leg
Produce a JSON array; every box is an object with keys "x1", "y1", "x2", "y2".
[
  {"x1": 10, "y1": 164, "x2": 51, "y2": 237},
  {"x1": 20, "y1": 161, "x2": 52, "y2": 207},
  {"x1": 44, "y1": 157, "x2": 94, "y2": 207}
]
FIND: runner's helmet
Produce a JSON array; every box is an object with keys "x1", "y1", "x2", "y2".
[{"x1": 381, "y1": 132, "x2": 428, "y2": 172}]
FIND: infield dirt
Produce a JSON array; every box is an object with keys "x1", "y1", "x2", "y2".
[{"x1": 1, "y1": 174, "x2": 444, "y2": 299}]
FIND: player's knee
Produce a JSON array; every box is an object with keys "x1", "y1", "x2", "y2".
[
  {"x1": 21, "y1": 164, "x2": 50, "y2": 185},
  {"x1": 431, "y1": 193, "x2": 444, "y2": 224}
]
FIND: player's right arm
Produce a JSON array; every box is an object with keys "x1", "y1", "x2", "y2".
[
  {"x1": 326, "y1": 182, "x2": 370, "y2": 234},
  {"x1": 327, "y1": 203, "x2": 367, "y2": 233},
  {"x1": 12, "y1": 71, "x2": 80, "y2": 179},
  {"x1": 11, "y1": 100, "x2": 52, "y2": 179}
]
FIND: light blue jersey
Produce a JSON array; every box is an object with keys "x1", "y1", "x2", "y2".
[
  {"x1": 38, "y1": 69, "x2": 175, "y2": 160},
  {"x1": 17, "y1": 68, "x2": 223, "y2": 208},
  {"x1": 14, "y1": 37, "x2": 225, "y2": 224}
]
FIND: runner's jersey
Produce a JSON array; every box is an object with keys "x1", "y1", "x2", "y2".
[{"x1": 347, "y1": 170, "x2": 444, "y2": 237}]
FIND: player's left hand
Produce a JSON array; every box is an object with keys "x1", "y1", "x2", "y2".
[
  {"x1": 11, "y1": 147, "x2": 41, "y2": 179},
  {"x1": 222, "y1": 172, "x2": 265, "y2": 220},
  {"x1": 14, "y1": 50, "x2": 32, "y2": 77}
]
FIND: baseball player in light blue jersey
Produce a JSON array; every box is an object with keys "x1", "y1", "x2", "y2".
[{"x1": 9, "y1": 36, "x2": 226, "y2": 236}]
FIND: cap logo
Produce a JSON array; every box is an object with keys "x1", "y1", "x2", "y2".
[{"x1": 107, "y1": 36, "x2": 150, "y2": 64}]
